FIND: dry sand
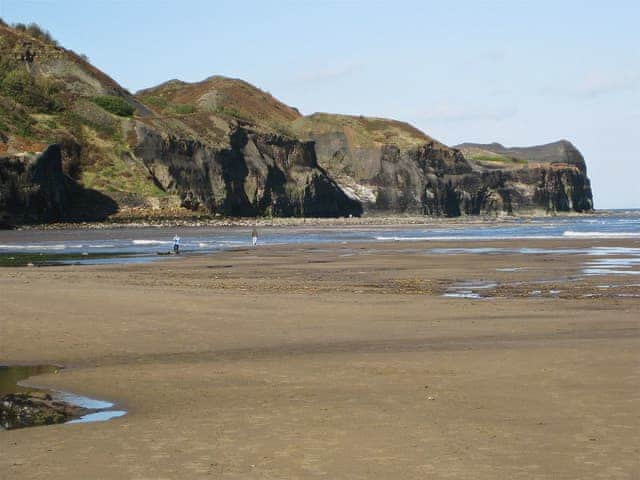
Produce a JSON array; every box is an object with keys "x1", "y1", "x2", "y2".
[{"x1": 1, "y1": 238, "x2": 638, "y2": 479}]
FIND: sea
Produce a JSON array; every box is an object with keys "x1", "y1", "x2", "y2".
[{"x1": 0, "y1": 210, "x2": 638, "y2": 265}]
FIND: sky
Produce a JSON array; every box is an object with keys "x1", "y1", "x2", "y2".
[{"x1": 2, "y1": 0, "x2": 638, "y2": 208}]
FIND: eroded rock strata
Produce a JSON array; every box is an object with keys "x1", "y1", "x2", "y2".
[
  {"x1": 294, "y1": 117, "x2": 593, "y2": 216},
  {"x1": 0, "y1": 145, "x2": 117, "y2": 227},
  {"x1": 133, "y1": 125, "x2": 362, "y2": 218}
]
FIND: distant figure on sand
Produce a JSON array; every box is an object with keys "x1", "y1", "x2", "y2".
[
  {"x1": 251, "y1": 228, "x2": 258, "y2": 247},
  {"x1": 173, "y1": 234, "x2": 181, "y2": 254}
]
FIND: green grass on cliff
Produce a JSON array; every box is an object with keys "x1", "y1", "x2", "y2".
[
  {"x1": 463, "y1": 151, "x2": 527, "y2": 165},
  {"x1": 138, "y1": 94, "x2": 196, "y2": 116},
  {"x1": 0, "y1": 99, "x2": 36, "y2": 137},
  {"x1": 0, "y1": 65, "x2": 64, "y2": 114},
  {"x1": 291, "y1": 113, "x2": 433, "y2": 150},
  {"x1": 81, "y1": 152, "x2": 168, "y2": 197},
  {"x1": 171, "y1": 103, "x2": 196, "y2": 115},
  {"x1": 92, "y1": 95, "x2": 135, "y2": 117},
  {"x1": 470, "y1": 154, "x2": 525, "y2": 163}
]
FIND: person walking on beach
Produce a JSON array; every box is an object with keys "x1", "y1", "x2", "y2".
[
  {"x1": 173, "y1": 234, "x2": 181, "y2": 254},
  {"x1": 251, "y1": 228, "x2": 258, "y2": 247}
]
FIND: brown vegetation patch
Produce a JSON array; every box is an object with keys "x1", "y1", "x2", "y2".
[{"x1": 137, "y1": 76, "x2": 301, "y2": 132}]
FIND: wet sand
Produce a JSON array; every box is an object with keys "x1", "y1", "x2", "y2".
[{"x1": 1, "y1": 238, "x2": 639, "y2": 479}]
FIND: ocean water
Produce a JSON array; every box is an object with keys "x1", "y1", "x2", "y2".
[{"x1": 0, "y1": 210, "x2": 638, "y2": 264}]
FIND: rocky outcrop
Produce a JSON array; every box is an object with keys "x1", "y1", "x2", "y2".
[
  {"x1": 0, "y1": 392, "x2": 90, "y2": 429},
  {"x1": 369, "y1": 142, "x2": 472, "y2": 212},
  {"x1": 377, "y1": 153, "x2": 592, "y2": 216},
  {"x1": 300, "y1": 122, "x2": 594, "y2": 216},
  {"x1": 0, "y1": 145, "x2": 72, "y2": 226},
  {"x1": 0, "y1": 145, "x2": 118, "y2": 227},
  {"x1": 134, "y1": 124, "x2": 362, "y2": 218},
  {"x1": 451, "y1": 140, "x2": 594, "y2": 214},
  {"x1": 422, "y1": 164, "x2": 593, "y2": 216}
]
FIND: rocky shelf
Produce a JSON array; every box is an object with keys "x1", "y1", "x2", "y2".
[{"x1": 1, "y1": 391, "x2": 93, "y2": 430}]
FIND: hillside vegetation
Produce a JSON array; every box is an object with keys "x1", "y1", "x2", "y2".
[{"x1": 0, "y1": 20, "x2": 166, "y2": 203}]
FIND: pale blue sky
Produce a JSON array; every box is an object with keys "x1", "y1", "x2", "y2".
[{"x1": 2, "y1": 0, "x2": 638, "y2": 208}]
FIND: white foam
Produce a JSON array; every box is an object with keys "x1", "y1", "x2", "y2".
[
  {"x1": 375, "y1": 235, "x2": 557, "y2": 242},
  {"x1": 0, "y1": 244, "x2": 66, "y2": 250},
  {"x1": 587, "y1": 247, "x2": 640, "y2": 256},
  {"x1": 587, "y1": 258, "x2": 640, "y2": 266},
  {"x1": 442, "y1": 292, "x2": 483, "y2": 299},
  {"x1": 563, "y1": 231, "x2": 640, "y2": 238},
  {"x1": 582, "y1": 268, "x2": 640, "y2": 276},
  {"x1": 132, "y1": 239, "x2": 171, "y2": 245}
]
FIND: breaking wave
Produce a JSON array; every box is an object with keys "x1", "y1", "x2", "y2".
[
  {"x1": 563, "y1": 231, "x2": 640, "y2": 238},
  {"x1": 0, "y1": 244, "x2": 66, "y2": 250},
  {"x1": 132, "y1": 239, "x2": 171, "y2": 245},
  {"x1": 374, "y1": 235, "x2": 557, "y2": 241}
]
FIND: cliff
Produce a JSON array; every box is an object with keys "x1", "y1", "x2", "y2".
[
  {"x1": 0, "y1": 144, "x2": 117, "y2": 227},
  {"x1": 0, "y1": 23, "x2": 360, "y2": 221},
  {"x1": 454, "y1": 141, "x2": 593, "y2": 213},
  {"x1": 133, "y1": 123, "x2": 361, "y2": 218},
  {"x1": 293, "y1": 116, "x2": 593, "y2": 215},
  {"x1": 0, "y1": 21, "x2": 593, "y2": 223}
]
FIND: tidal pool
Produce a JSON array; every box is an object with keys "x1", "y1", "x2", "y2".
[
  {"x1": 442, "y1": 281, "x2": 498, "y2": 299},
  {"x1": 0, "y1": 364, "x2": 60, "y2": 396},
  {"x1": 0, "y1": 364, "x2": 126, "y2": 430},
  {"x1": 0, "y1": 251, "x2": 149, "y2": 267}
]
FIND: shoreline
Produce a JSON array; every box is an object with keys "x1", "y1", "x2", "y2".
[
  {"x1": 6, "y1": 209, "x2": 626, "y2": 232},
  {"x1": 1, "y1": 224, "x2": 639, "y2": 267}
]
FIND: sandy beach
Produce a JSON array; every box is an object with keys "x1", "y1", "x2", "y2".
[{"x1": 1, "y1": 238, "x2": 638, "y2": 479}]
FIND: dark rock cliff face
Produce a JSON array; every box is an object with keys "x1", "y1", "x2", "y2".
[
  {"x1": 133, "y1": 125, "x2": 362, "y2": 218},
  {"x1": 423, "y1": 165, "x2": 593, "y2": 216},
  {"x1": 371, "y1": 142, "x2": 472, "y2": 213},
  {"x1": 0, "y1": 145, "x2": 118, "y2": 227},
  {"x1": 450, "y1": 140, "x2": 594, "y2": 215},
  {"x1": 0, "y1": 135, "x2": 592, "y2": 225},
  {"x1": 0, "y1": 145, "x2": 72, "y2": 226},
  {"x1": 308, "y1": 132, "x2": 593, "y2": 216}
]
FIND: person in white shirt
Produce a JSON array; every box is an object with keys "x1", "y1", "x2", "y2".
[
  {"x1": 173, "y1": 234, "x2": 181, "y2": 254},
  {"x1": 251, "y1": 228, "x2": 258, "y2": 247}
]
